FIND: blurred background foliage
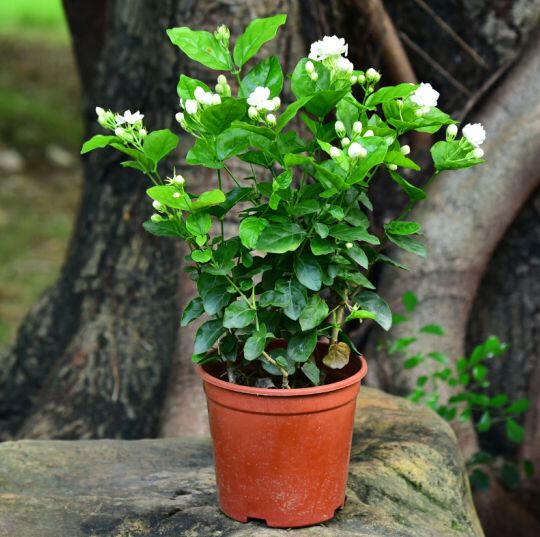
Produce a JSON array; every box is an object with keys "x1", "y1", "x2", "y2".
[{"x1": 0, "y1": 0, "x2": 81, "y2": 347}]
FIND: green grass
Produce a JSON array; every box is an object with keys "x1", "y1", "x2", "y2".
[{"x1": 0, "y1": 0, "x2": 69, "y2": 43}]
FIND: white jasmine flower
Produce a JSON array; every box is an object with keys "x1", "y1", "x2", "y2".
[
  {"x1": 472, "y1": 147, "x2": 484, "y2": 159},
  {"x1": 335, "y1": 121, "x2": 346, "y2": 137},
  {"x1": 263, "y1": 100, "x2": 276, "y2": 112},
  {"x1": 363, "y1": 130, "x2": 374, "y2": 137},
  {"x1": 352, "y1": 121, "x2": 362, "y2": 134},
  {"x1": 336, "y1": 57, "x2": 354, "y2": 73},
  {"x1": 175, "y1": 112, "x2": 185, "y2": 123},
  {"x1": 446, "y1": 124, "x2": 458, "y2": 139},
  {"x1": 366, "y1": 68, "x2": 381, "y2": 82},
  {"x1": 266, "y1": 113, "x2": 277, "y2": 126},
  {"x1": 388, "y1": 164, "x2": 398, "y2": 171},
  {"x1": 350, "y1": 75, "x2": 358, "y2": 84},
  {"x1": 247, "y1": 86, "x2": 271, "y2": 109},
  {"x1": 462, "y1": 123, "x2": 486, "y2": 147},
  {"x1": 345, "y1": 242, "x2": 353, "y2": 249},
  {"x1": 410, "y1": 83, "x2": 439, "y2": 108},
  {"x1": 212, "y1": 94, "x2": 222, "y2": 105},
  {"x1": 248, "y1": 106, "x2": 259, "y2": 120},
  {"x1": 185, "y1": 99, "x2": 198, "y2": 115},
  {"x1": 400, "y1": 145, "x2": 410, "y2": 155},
  {"x1": 272, "y1": 96, "x2": 281, "y2": 108},
  {"x1": 341, "y1": 137, "x2": 351, "y2": 147},
  {"x1": 152, "y1": 200, "x2": 165, "y2": 212},
  {"x1": 309, "y1": 35, "x2": 348, "y2": 61},
  {"x1": 310, "y1": 72, "x2": 319, "y2": 81},
  {"x1": 118, "y1": 110, "x2": 144, "y2": 125},
  {"x1": 348, "y1": 142, "x2": 367, "y2": 159},
  {"x1": 305, "y1": 60, "x2": 315, "y2": 74},
  {"x1": 329, "y1": 146, "x2": 341, "y2": 159}
]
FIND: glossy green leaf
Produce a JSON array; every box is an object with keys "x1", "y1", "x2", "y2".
[
  {"x1": 299, "y1": 295, "x2": 329, "y2": 331},
  {"x1": 223, "y1": 300, "x2": 256, "y2": 329},
  {"x1": 191, "y1": 190, "x2": 226, "y2": 210},
  {"x1": 506, "y1": 418, "x2": 525, "y2": 443},
  {"x1": 81, "y1": 134, "x2": 118, "y2": 154},
  {"x1": 193, "y1": 319, "x2": 226, "y2": 355},
  {"x1": 200, "y1": 99, "x2": 247, "y2": 135},
  {"x1": 294, "y1": 254, "x2": 322, "y2": 291},
  {"x1": 244, "y1": 325, "x2": 268, "y2": 361},
  {"x1": 387, "y1": 234, "x2": 427, "y2": 257},
  {"x1": 239, "y1": 56, "x2": 283, "y2": 97},
  {"x1": 256, "y1": 222, "x2": 306, "y2": 253},
  {"x1": 197, "y1": 274, "x2": 230, "y2": 315},
  {"x1": 186, "y1": 212, "x2": 212, "y2": 236},
  {"x1": 287, "y1": 331, "x2": 317, "y2": 362},
  {"x1": 301, "y1": 362, "x2": 320, "y2": 385},
  {"x1": 385, "y1": 221, "x2": 421, "y2": 236},
  {"x1": 239, "y1": 217, "x2": 268, "y2": 249},
  {"x1": 142, "y1": 129, "x2": 179, "y2": 166},
  {"x1": 329, "y1": 223, "x2": 380, "y2": 245},
  {"x1": 354, "y1": 290, "x2": 392, "y2": 331},
  {"x1": 181, "y1": 297, "x2": 205, "y2": 327}
]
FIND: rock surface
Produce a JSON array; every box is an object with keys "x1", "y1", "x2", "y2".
[{"x1": 0, "y1": 388, "x2": 484, "y2": 537}]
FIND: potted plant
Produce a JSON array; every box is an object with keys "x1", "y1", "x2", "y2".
[{"x1": 82, "y1": 14, "x2": 485, "y2": 528}]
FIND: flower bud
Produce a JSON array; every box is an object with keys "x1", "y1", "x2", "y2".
[
  {"x1": 400, "y1": 144, "x2": 410, "y2": 155},
  {"x1": 95, "y1": 106, "x2": 106, "y2": 118},
  {"x1": 335, "y1": 120, "x2": 346, "y2": 137},
  {"x1": 150, "y1": 213, "x2": 162, "y2": 223},
  {"x1": 341, "y1": 137, "x2": 351, "y2": 147},
  {"x1": 114, "y1": 127, "x2": 125, "y2": 137},
  {"x1": 173, "y1": 192, "x2": 181, "y2": 198},
  {"x1": 446, "y1": 123, "x2": 458, "y2": 140},
  {"x1": 345, "y1": 242, "x2": 353, "y2": 249},
  {"x1": 329, "y1": 146, "x2": 341, "y2": 159},
  {"x1": 388, "y1": 164, "x2": 398, "y2": 171},
  {"x1": 472, "y1": 147, "x2": 484, "y2": 159},
  {"x1": 139, "y1": 128, "x2": 147, "y2": 138},
  {"x1": 185, "y1": 99, "x2": 198, "y2": 115},
  {"x1": 310, "y1": 72, "x2": 319, "y2": 81},
  {"x1": 352, "y1": 121, "x2": 362, "y2": 134},
  {"x1": 217, "y1": 74, "x2": 227, "y2": 86},
  {"x1": 350, "y1": 75, "x2": 357, "y2": 84},
  {"x1": 396, "y1": 99, "x2": 403, "y2": 108},
  {"x1": 173, "y1": 174, "x2": 185, "y2": 186},
  {"x1": 248, "y1": 106, "x2": 258, "y2": 120},
  {"x1": 152, "y1": 200, "x2": 165, "y2": 212},
  {"x1": 215, "y1": 83, "x2": 224, "y2": 95},
  {"x1": 215, "y1": 24, "x2": 230, "y2": 43},
  {"x1": 272, "y1": 96, "x2": 281, "y2": 108},
  {"x1": 305, "y1": 60, "x2": 315, "y2": 74},
  {"x1": 266, "y1": 113, "x2": 277, "y2": 126},
  {"x1": 363, "y1": 130, "x2": 374, "y2": 137},
  {"x1": 348, "y1": 142, "x2": 367, "y2": 159},
  {"x1": 357, "y1": 73, "x2": 366, "y2": 84},
  {"x1": 366, "y1": 68, "x2": 381, "y2": 82},
  {"x1": 212, "y1": 94, "x2": 222, "y2": 105}
]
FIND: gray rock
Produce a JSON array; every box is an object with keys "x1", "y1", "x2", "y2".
[{"x1": 0, "y1": 388, "x2": 484, "y2": 536}]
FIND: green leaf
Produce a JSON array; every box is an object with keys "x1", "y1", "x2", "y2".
[
  {"x1": 299, "y1": 295, "x2": 329, "y2": 331},
  {"x1": 420, "y1": 324, "x2": 445, "y2": 335},
  {"x1": 186, "y1": 213, "x2": 212, "y2": 236},
  {"x1": 428, "y1": 352, "x2": 450, "y2": 364},
  {"x1": 365, "y1": 83, "x2": 418, "y2": 106},
  {"x1": 294, "y1": 255, "x2": 323, "y2": 291},
  {"x1": 147, "y1": 185, "x2": 191, "y2": 210},
  {"x1": 301, "y1": 362, "x2": 321, "y2": 386},
  {"x1": 223, "y1": 300, "x2": 256, "y2": 329},
  {"x1": 191, "y1": 249, "x2": 212, "y2": 263},
  {"x1": 291, "y1": 58, "x2": 331, "y2": 98},
  {"x1": 244, "y1": 325, "x2": 268, "y2": 361},
  {"x1": 287, "y1": 331, "x2": 317, "y2": 362},
  {"x1": 311, "y1": 237, "x2": 335, "y2": 256},
  {"x1": 233, "y1": 14, "x2": 287, "y2": 68},
  {"x1": 402, "y1": 290, "x2": 417, "y2": 312},
  {"x1": 142, "y1": 129, "x2": 179, "y2": 167},
  {"x1": 355, "y1": 290, "x2": 392, "y2": 331},
  {"x1": 345, "y1": 309, "x2": 377, "y2": 322},
  {"x1": 469, "y1": 469, "x2": 490, "y2": 491},
  {"x1": 142, "y1": 219, "x2": 183, "y2": 237},
  {"x1": 477, "y1": 411, "x2": 492, "y2": 433},
  {"x1": 176, "y1": 75, "x2": 212, "y2": 102},
  {"x1": 347, "y1": 137, "x2": 389, "y2": 185},
  {"x1": 473, "y1": 365, "x2": 487, "y2": 382},
  {"x1": 329, "y1": 223, "x2": 380, "y2": 245},
  {"x1": 275, "y1": 96, "x2": 313, "y2": 132},
  {"x1": 274, "y1": 278, "x2": 307, "y2": 321},
  {"x1": 273, "y1": 170, "x2": 292, "y2": 191},
  {"x1": 431, "y1": 140, "x2": 484, "y2": 171},
  {"x1": 167, "y1": 27, "x2": 231, "y2": 70},
  {"x1": 345, "y1": 245, "x2": 369, "y2": 269},
  {"x1": 186, "y1": 138, "x2": 223, "y2": 169},
  {"x1": 239, "y1": 56, "x2": 283, "y2": 98},
  {"x1": 197, "y1": 274, "x2": 230, "y2": 315},
  {"x1": 193, "y1": 319, "x2": 226, "y2": 355},
  {"x1": 192, "y1": 190, "x2": 226, "y2": 210},
  {"x1": 239, "y1": 217, "x2": 268, "y2": 249},
  {"x1": 389, "y1": 171, "x2": 426, "y2": 201},
  {"x1": 314, "y1": 222, "x2": 329, "y2": 238},
  {"x1": 490, "y1": 394, "x2": 509, "y2": 407},
  {"x1": 404, "y1": 355, "x2": 423, "y2": 368},
  {"x1": 505, "y1": 418, "x2": 525, "y2": 443},
  {"x1": 81, "y1": 134, "x2": 118, "y2": 154},
  {"x1": 256, "y1": 222, "x2": 306, "y2": 253},
  {"x1": 385, "y1": 221, "x2": 421, "y2": 236},
  {"x1": 387, "y1": 234, "x2": 427, "y2": 257},
  {"x1": 385, "y1": 150, "x2": 421, "y2": 171},
  {"x1": 181, "y1": 297, "x2": 205, "y2": 327},
  {"x1": 505, "y1": 399, "x2": 530, "y2": 415},
  {"x1": 200, "y1": 99, "x2": 247, "y2": 135},
  {"x1": 216, "y1": 127, "x2": 273, "y2": 160}
]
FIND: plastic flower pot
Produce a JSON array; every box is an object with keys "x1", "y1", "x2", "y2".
[{"x1": 197, "y1": 341, "x2": 368, "y2": 528}]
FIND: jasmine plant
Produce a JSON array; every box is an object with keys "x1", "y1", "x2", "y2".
[{"x1": 82, "y1": 15, "x2": 485, "y2": 389}]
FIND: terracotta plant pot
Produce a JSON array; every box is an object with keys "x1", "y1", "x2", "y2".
[{"x1": 197, "y1": 341, "x2": 368, "y2": 528}]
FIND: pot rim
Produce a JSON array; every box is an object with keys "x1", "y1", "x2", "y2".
[{"x1": 197, "y1": 354, "x2": 368, "y2": 397}]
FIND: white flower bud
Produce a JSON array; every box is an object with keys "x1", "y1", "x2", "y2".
[
  {"x1": 310, "y1": 72, "x2": 319, "y2": 81},
  {"x1": 175, "y1": 112, "x2": 185, "y2": 123},
  {"x1": 215, "y1": 25, "x2": 230, "y2": 41},
  {"x1": 329, "y1": 146, "x2": 341, "y2": 159},
  {"x1": 217, "y1": 74, "x2": 227, "y2": 86},
  {"x1": 248, "y1": 106, "x2": 259, "y2": 120},
  {"x1": 357, "y1": 73, "x2": 366, "y2": 84},
  {"x1": 400, "y1": 145, "x2": 411, "y2": 155},
  {"x1": 150, "y1": 213, "x2": 162, "y2": 223},
  {"x1": 114, "y1": 127, "x2": 125, "y2": 137},
  {"x1": 350, "y1": 75, "x2": 357, "y2": 84},
  {"x1": 472, "y1": 147, "x2": 484, "y2": 159},
  {"x1": 446, "y1": 124, "x2": 458, "y2": 139},
  {"x1": 185, "y1": 99, "x2": 198, "y2": 115},
  {"x1": 345, "y1": 242, "x2": 353, "y2": 249},
  {"x1": 366, "y1": 68, "x2": 381, "y2": 82},
  {"x1": 335, "y1": 121, "x2": 346, "y2": 137},
  {"x1": 95, "y1": 106, "x2": 106, "y2": 118},
  {"x1": 172, "y1": 192, "x2": 180, "y2": 199},
  {"x1": 212, "y1": 94, "x2": 222, "y2": 105},
  {"x1": 173, "y1": 175, "x2": 185, "y2": 186},
  {"x1": 272, "y1": 96, "x2": 281, "y2": 108},
  {"x1": 388, "y1": 164, "x2": 398, "y2": 171},
  {"x1": 139, "y1": 128, "x2": 147, "y2": 138},
  {"x1": 215, "y1": 83, "x2": 224, "y2": 95},
  {"x1": 396, "y1": 99, "x2": 403, "y2": 108},
  {"x1": 152, "y1": 200, "x2": 165, "y2": 212},
  {"x1": 305, "y1": 60, "x2": 315, "y2": 74},
  {"x1": 415, "y1": 108, "x2": 425, "y2": 117},
  {"x1": 266, "y1": 113, "x2": 277, "y2": 126},
  {"x1": 336, "y1": 57, "x2": 354, "y2": 73},
  {"x1": 352, "y1": 121, "x2": 362, "y2": 134},
  {"x1": 194, "y1": 86, "x2": 206, "y2": 103},
  {"x1": 341, "y1": 137, "x2": 351, "y2": 147},
  {"x1": 348, "y1": 142, "x2": 367, "y2": 159},
  {"x1": 363, "y1": 130, "x2": 374, "y2": 137}
]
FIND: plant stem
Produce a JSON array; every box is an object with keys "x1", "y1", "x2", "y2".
[
  {"x1": 262, "y1": 351, "x2": 290, "y2": 389},
  {"x1": 217, "y1": 168, "x2": 225, "y2": 239},
  {"x1": 331, "y1": 290, "x2": 348, "y2": 344}
]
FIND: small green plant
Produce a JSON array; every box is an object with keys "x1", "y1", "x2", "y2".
[
  {"x1": 82, "y1": 15, "x2": 485, "y2": 388},
  {"x1": 383, "y1": 291, "x2": 532, "y2": 490}
]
